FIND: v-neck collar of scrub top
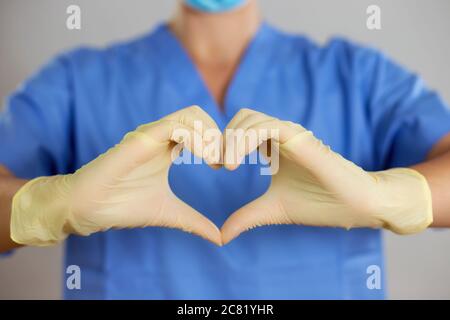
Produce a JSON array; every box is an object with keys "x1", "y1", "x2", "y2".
[{"x1": 150, "y1": 21, "x2": 279, "y2": 127}]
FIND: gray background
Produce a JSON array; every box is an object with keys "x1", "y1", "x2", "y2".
[{"x1": 0, "y1": 0, "x2": 449, "y2": 299}]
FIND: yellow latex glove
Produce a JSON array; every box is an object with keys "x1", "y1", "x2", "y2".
[
  {"x1": 11, "y1": 106, "x2": 222, "y2": 246},
  {"x1": 222, "y1": 109, "x2": 433, "y2": 244}
]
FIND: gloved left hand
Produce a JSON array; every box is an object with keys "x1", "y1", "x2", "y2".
[
  {"x1": 10, "y1": 106, "x2": 223, "y2": 246},
  {"x1": 221, "y1": 108, "x2": 433, "y2": 244}
]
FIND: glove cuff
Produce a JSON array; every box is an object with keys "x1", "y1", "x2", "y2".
[
  {"x1": 10, "y1": 175, "x2": 72, "y2": 246},
  {"x1": 374, "y1": 168, "x2": 433, "y2": 234}
]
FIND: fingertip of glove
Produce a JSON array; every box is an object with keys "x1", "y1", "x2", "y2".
[
  {"x1": 221, "y1": 234, "x2": 237, "y2": 246},
  {"x1": 224, "y1": 162, "x2": 240, "y2": 171},
  {"x1": 206, "y1": 233, "x2": 223, "y2": 247},
  {"x1": 220, "y1": 225, "x2": 240, "y2": 246},
  {"x1": 207, "y1": 163, "x2": 223, "y2": 170}
]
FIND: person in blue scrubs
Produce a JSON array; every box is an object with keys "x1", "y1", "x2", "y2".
[{"x1": 1, "y1": 0, "x2": 450, "y2": 299}]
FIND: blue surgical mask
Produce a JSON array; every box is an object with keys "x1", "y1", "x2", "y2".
[{"x1": 185, "y1": 0, "x2": 247, "y2": 13}]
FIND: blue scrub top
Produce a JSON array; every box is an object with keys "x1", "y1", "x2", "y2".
[{"x1": 1, "y1": 23, "x2": 450, "y2": 299}]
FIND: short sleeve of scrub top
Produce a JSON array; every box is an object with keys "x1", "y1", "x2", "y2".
[
  {"x1": 348, "y1": 42, "x2": 450, "y2": 168},
  {"x1": 0, "y1": 55, "x2": 74, "y2": 179}
]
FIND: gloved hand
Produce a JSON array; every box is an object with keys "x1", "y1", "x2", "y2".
[
  {"x1": 221, "y1": 108, "x2": 433, "y2": 244},
  {"x1": 11, "y1": 106, "x2": 223, "y2": 246}
]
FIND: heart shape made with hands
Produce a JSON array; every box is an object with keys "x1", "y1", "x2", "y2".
[{"x1": 162, "y1": 106, "x2": 304, "y2": 246}]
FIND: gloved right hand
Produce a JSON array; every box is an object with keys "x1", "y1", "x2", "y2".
[
  {"x1": 221, "y1": 109, "x2": 433, "y2": 244},
  {"x1": 10, "y1": 106, "x2": 223, "y2": 246}
]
